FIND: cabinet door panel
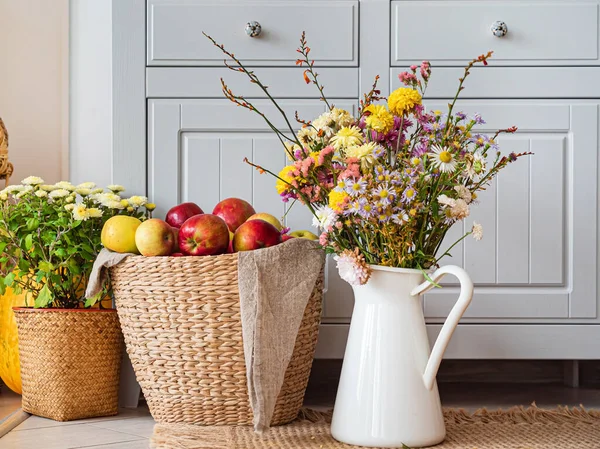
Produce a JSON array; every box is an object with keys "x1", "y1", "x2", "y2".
[
  {"x1": 423, "y1": 102, "x2": 598, "y2": 322},
  {"x1": 148, "y1": 99, "x2": 358, "y2": 320}
]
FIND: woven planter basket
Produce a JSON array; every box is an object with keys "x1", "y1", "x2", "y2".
[
  {"x1": 110, "y1": 253, "x2": 324, "y2": 426},
  {"x1": 13, "y1": 308, "x2": 123, "y2": 421}
]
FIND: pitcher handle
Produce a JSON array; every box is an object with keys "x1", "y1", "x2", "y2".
[{"x1": 410, "y1": 265, "x2": 474, "y2": 390}]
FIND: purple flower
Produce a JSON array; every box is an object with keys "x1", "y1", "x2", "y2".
[
  {"x1": 473, "y1": 113, "x2": 486, "y2": 125},
  {"x1": 456, "y1": 112, "x2": 467, "y2": 120}
]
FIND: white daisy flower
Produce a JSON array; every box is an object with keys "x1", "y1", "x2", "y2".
[
  {"x1": 21, "y1": 176, "x2": 44, "y2": 185},
  {"x1": 127, "y1": 195, "x2": 148, "y2": 207},
  {"x1": 72, "y1": 204, "x2": 89, "y2": 221},
  {"x1": 312, "y1": 205, "x2": 338, "y2": 230},
  {"x1": 472, "y1": 222, "x2": 483, "y2": 241},
  {"x1": 107, "y1": 184, "x2": 125, "y2": 193},
  {"x1": 430, "y1": 145, "x2": 457, "y2": 173},
  {"x1": 296, "y1": 127, "x2": 317, "y2": 145},
  {"x1": 48, "y1": 189, "x2": 70, "y2": 199},
  {"x1": 76, "y1": 182, "x2": 96, "y2": 190}
]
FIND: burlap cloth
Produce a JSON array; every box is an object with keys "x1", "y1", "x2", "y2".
[
  {"x1": 88, "y1": 239, "x2": 325, "y2": 431},
  {"x1": 150, "y1": 405, "x2": 600, "y2": 449}
]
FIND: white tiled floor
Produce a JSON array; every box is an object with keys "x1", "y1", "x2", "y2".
[{"x1": 1, "y1": 383, "x2": 600, "y2": 448}]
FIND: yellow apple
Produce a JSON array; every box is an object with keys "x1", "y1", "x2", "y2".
[
  {"x1": 246, "y1": 213, "x2": 283, "y2": 231},
  {"x1": 101, "y1": 216, "x2": 142, "y2": 254},
  {"x1": 289, "y1": 230, "x2": 318, "y2": 241},
  {"x1": 135, "y1": 219, "x2": 176, "y2": 256}
]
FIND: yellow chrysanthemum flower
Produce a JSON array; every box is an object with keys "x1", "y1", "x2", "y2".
[
  {"x1": 364, "y1": 104, "x2": 394, "y2": 134},
  {"x1": 330, "y1": 126, "x2": 363, "y2": 150},
  {"x1": 328, "y1": 190, "x2": 349, "y2": 214},
  {"x1": 346, "y1": 142, "x2": 377, "y2": 171},
  {"x1": 87, "y1": 208, "x2": 103, "y2": 218},
  {"x1": 309, "y1": 151, "x2": 322, "y2": 167},
  {"x1": 276, "y1": 165, "x2": 297, "y2": 195},
  {"x1": 146, "y1": 203, "x2": 156, "y2": 211},
  {"x1": 387, "y1": 87, "x2": 422, "y2": 116}
]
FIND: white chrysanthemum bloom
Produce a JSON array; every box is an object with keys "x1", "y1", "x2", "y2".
[
  {"x1": 296, "y1": 127, "x2": 317, "y2": 146},
  {"x1": 312, "y1": 205, "x2": 338, "y2": 230},
  {"x1": 21, "y1": 176, "x2": 44, "y2": 185},
  {"x1": 330, "y1": 108, "x2": 354, "y2": 128},
  {"x1": 345, "y1": 142, "x2": 376, "y2": 170},
  {"x1": 39, "y1": 184, "x2": 57, "y2": 192},
  {"x1": 54, "y1": 181, "x2": 75, "y2": 191},
  {"x1": 92, "y1": 192, "x2": 121, "y2": 207},
  {"x1": 91, "y1": 188, "x2": 104, "y2": 194},
  {"x1": 437, "y1": 194, "x2": 456, "y2": 208},
  {"x1": 0, "y1": 193, "x2": 7, "y2": 201},
  {"x1": 106, "y1": 200, "x2": 125, "y2": 210},
  {"x1": 6, "y1": 185, "x2": 28, "y2": 193},
  {"x1": 48, "y1": 189, "x2": 70, "y2": 199},
  {"x1": 430, "y1": 145, "x2": 458, "y2": 173},
  {"x1": 472, "y1": 222, "x2": 483, "y2": 241},
  {"x1": 34, "y1": 190, "x2": 48, "y2": 198},
  {"x1": 76, "y1": 188, "x2": 92, "y2": 196},
  {"x1": 454, "y1": 185, "x2": 472, "y2": 204},
  {"x1": 64, "y1": 204, "x2": 75, "y2": 212},
  {"x1": 72, "y1": 204, "x2": 89, "y2": 221},
  {"x1": 450, "y1": 199, "x2": 470, "y2": 220},
  {"x1": 107, "y1": 184, "x2": 125, "y2": 193},
  {"x1": 16, "y1": 186, "x2": 34, "y2": 198},
  {"x1": 66, "y1": 195, "x2": 76, "y2": 203},
  {"x1": 76, "y1": 182, "x2": 96, "y2": 190},
  {"x1": 334, "y1": 249, "x2": 371, "y2": 286},
  {"x1": 127, "y1": 195, "x2": 148, "y2": 207}
]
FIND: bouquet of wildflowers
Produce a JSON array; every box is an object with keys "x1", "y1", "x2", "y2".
[
  {"x1": 0, "y1": 177, "x2": 154, "y2": 308},
  {"x1": 207, "y1": 33, "x2": 529, "y2": 286}
]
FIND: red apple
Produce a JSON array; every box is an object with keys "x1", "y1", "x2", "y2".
[
  {"x1": 281, "y1": 234, "x2": 295, "y2": 242},
  {"x1": 171, "y1": 226, "x2": 180, "y2": 252},
  {"x1": 233, "y1": 219, "x2": 282, "y2": 252},
  {"x1": 178, "y1": 214, "x2": 230, "y2": 256},
  {"x1": 171, "y1": 252, "x2": 184, "y2": 257},
  {"x1": 212, "y1": 198, "x2": 256, "y2": 233},
  {"x1": 165, "y1": 202, "x2": 204, "y2": 228},
  {"x1": 135, "y1": 219, "x2": 176, "y2": 256}
]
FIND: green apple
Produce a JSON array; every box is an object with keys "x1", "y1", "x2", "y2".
[
  {"x1": 246, "y1": 213, "x2": 283, "y2": 231},
  {"x1": 289, "y1": 230, "x2": 318, "y2": 241}
]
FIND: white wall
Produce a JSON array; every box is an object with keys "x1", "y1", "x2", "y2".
[
  {"x1": 69, "y1": 0, "x2": 113, "y2": 187},
  {"x1": 0, "y1": 0, "x2": 69, "y2": 185}
]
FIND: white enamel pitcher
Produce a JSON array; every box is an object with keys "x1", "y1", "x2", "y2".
[{"x1": 330, "y1": 264, "x2": 474, "y2": 448}]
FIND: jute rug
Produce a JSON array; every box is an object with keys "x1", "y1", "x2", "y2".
[{"x1": 151, "y1": 405, "x2": 600, "y2": 449}]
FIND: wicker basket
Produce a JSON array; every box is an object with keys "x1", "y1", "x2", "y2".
[
  {"x1": 110, "y1": 253, "x2": 324, "y2": 426},
  {"x1": 13, "y1": 308, "x2": 123, "y2": 421}
]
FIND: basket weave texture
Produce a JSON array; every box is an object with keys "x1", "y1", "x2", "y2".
[
  {"x1": 110, "y1": 253, "x2": 324, "y2": 426},
  {"x1": 13, "y1": 308, "x2": 123, "y2": 421}
]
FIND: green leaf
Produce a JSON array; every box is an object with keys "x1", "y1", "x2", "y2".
[
  {"x1": 26, "y1": 218, "x2": 39, "y2": 231},
  {"x1": 24, "y1": 234, "x2": 33, "y2": 251},
  {"x1": 0, "y1": 283, "x2": 6, "y2": 295},
  {"x1": 38, "y1": 261, "x2": 54, "y2": 273},
  {"x1": 84, "y1": 290, "x2": 103, "y2": 308},
  {"x1": 13, "y1": 284, "x2": 21, "y2": 295},
  {"x1": 0, "y1": 242, "x2": 7, "y2": 255},
  {"x1": 3, "y1": 272, "x2": 15, "y2": 287},
  {"x1": 34, "y1": 284, "x2": 53, "y2": 308}
]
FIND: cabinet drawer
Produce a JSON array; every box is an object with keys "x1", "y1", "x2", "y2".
[
  {"x1": 392, "y1": 1, "x2": 600, "y2": 66},
  {"x1": 148, "y1": 0, "x2": 358, "y2": 66}
]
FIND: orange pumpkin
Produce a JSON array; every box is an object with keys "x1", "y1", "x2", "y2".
[{"x1": 0, "y1": 286, "x2": 28, "y2": 394}]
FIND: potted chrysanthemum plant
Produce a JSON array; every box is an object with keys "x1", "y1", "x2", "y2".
[
  {"x1": 206, "y1": 32, "x2": 530, "y2": 447},
  {"x1": 0, "y1": 177, "x2": 154, "y2": 421}
]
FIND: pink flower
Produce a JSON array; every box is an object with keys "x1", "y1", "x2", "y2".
[
  {"x1": 319, "y1": 232, "x2": 329, "y2": 246},
  {"x1": 410, "y1": 65, "x2": 418, "y2": 71},
  {"x1": 318, "y1": 145, "x2": 335, "y2": 165},
  {"x1": 335, "y1": 221, "x2": 343, "y2": 230},
  {"x1": 301, "y1": 157, "x2": 314, "y2": 177}
]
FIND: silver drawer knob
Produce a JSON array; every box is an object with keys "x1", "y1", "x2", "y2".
[
  {"x1": 491, "y1": 21, "x2": 508, "y2": 37},
  {"x1": 245, "y1": 21, "x2": 262, "y2": 37}
]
